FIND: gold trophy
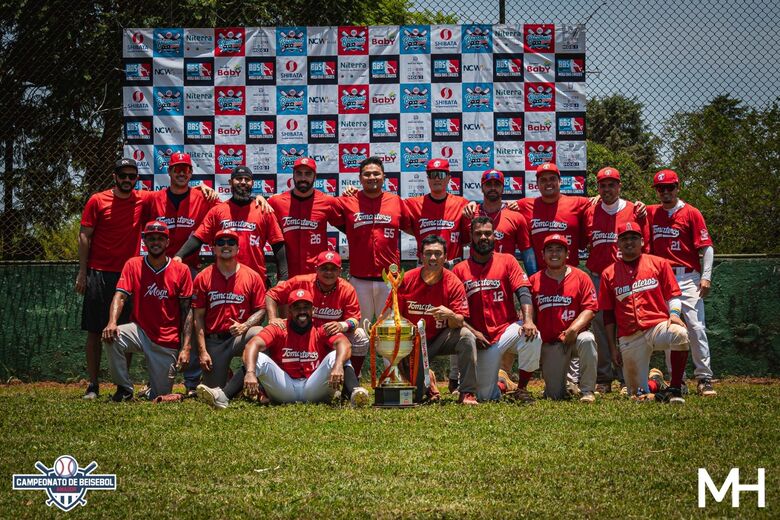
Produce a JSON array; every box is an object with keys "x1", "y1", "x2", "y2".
[{"x1": 369, "y1": 264, "x2": 422, "y2": 407}]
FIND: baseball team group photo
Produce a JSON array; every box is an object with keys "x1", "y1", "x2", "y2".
[{"x1": 2, "y1": 3, "x2": 778, "y2": 517}]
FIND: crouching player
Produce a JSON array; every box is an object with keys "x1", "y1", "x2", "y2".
[{"x1": 599, "y1": 222, "x2": 689, "y2": 403}]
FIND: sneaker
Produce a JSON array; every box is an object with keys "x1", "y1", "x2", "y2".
[
  {"x1": 153, "y1": 393, "x2": 184, "y2": 403},
  {"x1": 185, "y1": 388, "x2": 198, "y2": 399},
  {"x1": 458, "y1": 392, "x2": 479, "y2": 405},
  {"x1": 655, "y1": 386, "x2": 685, "y2": 404},
  {"x1": 448, "y1": 378, "x2": 459, "y2": 394},
  {"x1": 510, "y1": 388, "x2": 535, "y2": 404},
  {"x1": 497, "y1": 369, "x2": 518, "y2": 393},
  {"x1": 111, "y1": 386, "x2": 133, "y2": 402},
  {"x1": 595, "y1": 383, "x2": 611, "y2": 395},
  {"x1": 350, "y1": 387, "x2": 370, "y2": 408},
  {"x1": 648, "y1": 369, "x2": 668, "y2": 393},
  {"x1": 579, "y1": 391, "x2": 596, "y2": 403},
  {"x1": 196, "y1": 384, "x2": 229, "y2": 409},
  {"x1": 680, "y1": 381, "x2": 689, "y2": 396},
  {"x1": 136, "y1": 385, "x2": 152, "y2": 401},
  {"x1": 619, "y1": 385, "x2": 628, "y2": 397},
  {"x1": 566, "y1": 380, "x2": 580, "y2": 397},
  {"x1": 83, "y1": 383, "x2": 99, "y2": 400},
  {"x1": 697, "y1": 379, "x2": 717, "y2": 397}
]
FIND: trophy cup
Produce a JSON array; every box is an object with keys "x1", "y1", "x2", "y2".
[{"x1": 369, "y1": 264, "x2": 424, "y2": 407}]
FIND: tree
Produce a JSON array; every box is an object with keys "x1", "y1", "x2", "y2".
[{"x1": 664, "y1": 95, "x2": 780, "y2": 254}]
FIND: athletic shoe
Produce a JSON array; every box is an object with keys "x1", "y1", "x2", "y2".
[
  {"x1": 498, "y1": 369, "x2": 518, "y2": 393},
  {"x1": 136, "y1": 386, "x2": 152, "y2": 401},
  {"x1": 111, "y1": 386, "x2": 133, "y2": 402},
  {"x1": 350, "y1": 387, "x2": 370, "y2": 408},
  {"x1": 566, "y1": 380, "x2": 580, "y2": 397},
  {"x1": 697, "y1": 379, "x2": 717, "y2": 397},
  {"x1": 185, "y1": 388, "x2": 198, "y2": 399},
  {"x1": 680, "y1": 381, "x2": 689, "y2": 396},
  {"x1": 153, "y1": 393, "x2": 183, "y2": 403},
  {"x1": 196, "y1": 384, "x2": 229, "y2": 410},
  {"x1": 83, "y1": 383, "x2": 99, "y2": 400},
  {"x1": 619, "y1": 385, "x2": 628, "y2": 396},
  {"x1": 458, "y1": 392, "x2": 479, "y2": 405},
  {"x1": 648, "y1": 368, "x2": 668, "y2": 392},
  {"x1": 595, "y1": 383, "x2": 611, "y2": 395},
  {"x1": 579, "y1": 392, "x2": 596, "y2": 403},
  {"x1": 655, "y1": 386, "x2": 685, "y2": 404},
  {"x1": 448, "y1": 378, "x2": 459, "y2": 395},
  {"x1": 510, "y1": 388, "x2": 535, "y2": 404}
]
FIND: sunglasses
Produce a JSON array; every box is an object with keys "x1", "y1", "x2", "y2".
[
  {"x1": 655, "y1": 184, "x2": 677, "y2": 192},
  {"x1": 116, "y1": 173, "x2": 138, "y2": 180},
  {"x1": 427, "y1": 171, "x2": 448, "y2": 180},
  {"x1": 215, "y1": 238, "x2": 238, "y2": 246}
]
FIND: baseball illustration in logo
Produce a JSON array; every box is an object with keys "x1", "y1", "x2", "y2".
[
  {"x1": 525, "y1": 142, "x2": 556, "y2": 170},
  {"x1": 339, "y1": 144, "x2": 369, "y2": 172},
  {"x1": 215, "y1": 27, "x2": 245, "y2": 55},
  {"x1": 523, "y1": 24, "x2": 555, "y2": 52},
  {"x1": 338, "y1": 26, "x2": 368, "y2": 54},
  {"x1": 400, "y1": 85, "x2": 430, "y2": 112},
  {"x1": 463, "y1": 84, "x2": 492, "y2": 112},
  {"x1": 154, "y1": 28, "x2": 183, "y2": 57},
  {"x1": 462, "y1": 25, "x2": 492, "y2": 52},
  {"x1": 339, "y1": 86, "x2": 369, "y2": 113},
  {"x1": 277, "y1": 27, "x2": 307, "y2": 55},
  {"x1": 277, "y1": 86, "x2": 308, "y2": 114},
  {"x1": 525, "y1": 83, "x2": 555, "y2": 112},
  {"x1": 214, "y1": 86, "x2": 245, "y2": 115},
  {"x1": 215, "y1": 145, "x2": 246, "y2": 174},
  {"x1": 400, "y1": 26, "x2": 430, "y2": 53}
]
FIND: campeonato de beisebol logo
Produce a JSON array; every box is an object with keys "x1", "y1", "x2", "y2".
[{"x1": 12, "y1": 455, "x2": 116, "y2": 512}]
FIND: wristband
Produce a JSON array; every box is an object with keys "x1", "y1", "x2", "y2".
[
  {"x1": 669, "y1": 309, "x2": 681, "y2": 317},
  {"x1": 345, "y1": 318, "x2": 358, "y2": 332}
]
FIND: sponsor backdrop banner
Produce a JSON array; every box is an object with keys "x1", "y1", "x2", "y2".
[{"x1": 122, "y1": 25, "x2": 586, "y2": 258}]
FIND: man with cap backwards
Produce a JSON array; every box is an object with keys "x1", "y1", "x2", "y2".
[
  {"x1": 102, "y1": 221, "x2": 193, "y2": 401},
  {"x1": 191, "y1": 229, "x2": 267, "y2": 409},
  {"x1": 267, "y1": 157, "x2": 339, "y2": 278},
  {"x1": 598, "y1": 221, "x2": 690, "y2": 403},
  {"x1": 241, "y1": 288, "x2": 368, "y2": 406},
  {"x1": 76, "y1": 157, "x2": 152, "y2": 399},
  {"x1": 265, "y1": 250, "x2": 369, "y2": 382},
  {"x1": 452, "y1": 216, "x2": 542, "y2": 402},
  {"x1": 404, "y1": 158, "x2": 470, "y2": 265},
  {"x1": 584, "y1": 167, "x2": 650, "y2": 395},
  {"x1": 529, "y1": 233, "x2": 599, "y2": 402},
  {"x1": 175, "y1": 165, "x2": 288, "y2": 286},
  {"x1": 380, "y1": 234, "x2": 479, "y2": 405},
  {"x1": 647, "y1": 169, "x2": 716, "y2": 397}
]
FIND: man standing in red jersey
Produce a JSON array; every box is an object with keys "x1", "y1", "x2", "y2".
[
  {"x1": 102, "y1": 221, "x2": 193, "y2": 401},
  {"x1": 77, "y1": 157, "x2": 151, "y2": 400},
  {"x1": 584, "y1": 167, "x2": 650, "y2": 395},
  {"x1": 453, "y1": 217, "x2": 541, "y2": 402},
  {"x1": 176, "y1": 165, "x2": 288, "y2": 286},
  {"x1": 330, "y1": 157, "x2": 411, "y2": 323},
  {"x1": 191, "y1": 229, "x2": 267, "y2": 408},
  {"x1": 404, "y1": 158, "x2": 470, "y2": 265},
  {"x1": 529, "y1": 234, "x2": 599, "y2": 402},
  {"x1": 647, "y1": 169, "x2": 716, "y2": 397},
  {"x1": 265, "y1": 251, "x2": 368, "y2": 378},
  {"x1": 383, "y1": 235, "x2": 478, "y2": 405},
  {"x1": 599, "y1": 222, "x2": 689, "y2": 403},
  {"x1": 267, "y1": 157, "x2": 338, "y2": 278}
]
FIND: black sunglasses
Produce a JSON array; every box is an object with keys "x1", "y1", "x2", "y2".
[
  {"x1": 655, "y1": 184, "x2": 677, "y2": 192},
  {"x1": 427, "y1": 171, "x2": 448, "y2": 179},
  {"x1": 116, "y1": 173, "x2": 138, "y2": 180},
  {"x1": 215, "y1": 238, "x2": 238, "y2": 246}
]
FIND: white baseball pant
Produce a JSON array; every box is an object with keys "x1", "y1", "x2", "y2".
[
  {"x1": 350, "y1": 277, "x2": 391, "y2": 323},
  {"x1": 664, "y1": 270, "x2": 712, "y2": 379},
  {"x1": 253, "y1": 350, "x2": 338, "y2": 403},
  {"x1": 476, "y1": 323, "x2": 542, "y2": 401},
  {"x1": 623, "y1": 321, "x2": 689, "y2": 395}
]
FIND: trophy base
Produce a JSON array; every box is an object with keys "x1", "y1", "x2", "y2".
[{"x1": 373, "y1": 386, "x2": 417, "y2": 408}]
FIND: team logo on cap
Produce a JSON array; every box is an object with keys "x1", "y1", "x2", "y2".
[
  {"x1": 657, "y1": 173, "x2": 666, "y2": 181},
  {"x1": 325, "y1": 252, "x2": 335, "y2": 261},
  {"x1": 296, "y1": 290, "x2": 305, "y2": 297}
]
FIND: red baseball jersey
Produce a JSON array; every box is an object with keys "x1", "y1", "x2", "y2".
[
  {"x1": 452, "y1": 253, "x2": 531, "y2": 343},
  {"x1": 147, "y1": 188, "x2": 219, "y2": 268},
  {"x1": 389, "y1": 267, "x2": 470, "y2": 341},
  {"x1": 585, "y1": 200, "x2": 650, "y2": 275},
  {"x1": 529, "y1": 267, "x2": 598, "y2": 344},
  {"x1": 330, "y1": 192, "x2": 410, "y2": 278},
  {"x1": 116, "y1": 256, "x2": 193, "y2": 349},
  {"x1": 598, "y1": 254, "x2": 682, "y2": 338},
  {"x1": 462, "y1": 205, "x2": 531, "y2": 255},
  {"x1": 194, "y1": 200, "x2": 284, "y2": 280},
  {"x1": 267, "y1": 274, "x2": 361, "y2": 326},
  {"x1": 258, "y1": 324, "x2": 345, "y2": 379},
  {"x1": 515, "y1": 195, "x2": 590, "y2": 269},
  {"x1": 80, "y1": 190, "x2": 151, "y2": 272},
  {"x1": 648, "y1": 202, "x2": 713, "y2": 273},
  {"x1": 404, "y1": 194, "x2": 469, "y2": 261},
  {"x1": 192, "y1": 264, "x2": 266, "y2": 335},
  {"x1": 268, "y1": 190, "x2": 336, "y2": 277}
]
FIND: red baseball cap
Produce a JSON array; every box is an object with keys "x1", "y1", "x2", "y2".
[
  {"x1": 597, "y1": 167, "x2": 621, "y2": 182},
  {"x1": 426, "y1": 158, "x2": 450, "y2": 173},
  {"x1": 481, "y1": 169, "x2": 504, "y2": 184},
  {"x1": 143, "y1": 220, "x2": 169, "y2": 238},
  {"x1": 537, "y1": 162, "x2": 560, "y2": 177},
  {"x1": 214, "y1": 229, "x2": 239, "y2": 242},
  {"x1": 543, "y1": 234, "x2": 568, "y2": 248},
  {"x1": 293, "y1": 157, "x2": 317, "y2": 173},
  {"x1": 168, "y1": 152, "x2": 192, "y2": 168},
  {"x1": 315, "y1": 250, "x2": 342, "y2": 268},
  {"x1": 653, "y1": 169, "x2": 679, "y2": 186},
  {"x1": 617, "y1": 221, "x2": 643, "y2": 237},
  {"x1": 289, "y1": 288, "x2": 314, "y2": 305}
]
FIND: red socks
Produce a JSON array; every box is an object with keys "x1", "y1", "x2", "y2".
[
  {"x1": 351, "y1": 356, "x2": 365, "y2": 379},
  {"x1": 670, "y1": 351, "x2": 688, "y2": 388},
  {"x1": 518, "y1": 370, "x2": 533, "y2": 389}
]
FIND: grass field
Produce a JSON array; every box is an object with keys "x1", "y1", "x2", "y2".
[{"x1": 1, "y1": 380, "x2": 778, "y2": 518}]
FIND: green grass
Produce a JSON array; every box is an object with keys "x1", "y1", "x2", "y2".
[{"x1": 1, "y1": 380, "x2": 778, "y2": 518}]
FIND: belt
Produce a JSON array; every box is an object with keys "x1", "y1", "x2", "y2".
[
  {"x1": 207, "y1": 332, "x2": 232, "y2": 341},
  {"x1": 672, "y1": 266, "x2": 696, "y2": 276}
]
